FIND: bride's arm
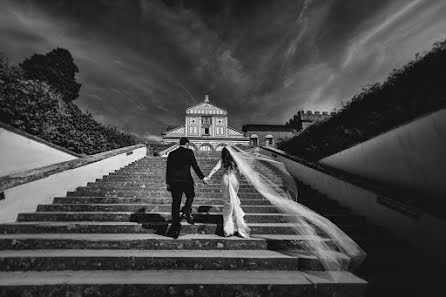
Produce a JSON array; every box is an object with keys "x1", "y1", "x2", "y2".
[{"x1": 205, "y1": 160, "x2": 222, "y2": 181}]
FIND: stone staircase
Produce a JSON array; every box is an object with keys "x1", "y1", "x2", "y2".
[{"x1": 0, "y1": 152, "x2": 366, "y2": 296}]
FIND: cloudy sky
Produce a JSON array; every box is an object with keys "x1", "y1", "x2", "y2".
[{"x1": 1, "y1": 0, "x2": 445, "y2": 140}]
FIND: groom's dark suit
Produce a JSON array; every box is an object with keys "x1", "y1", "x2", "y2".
[{"x1": 166, "y1": 146, "x2": 205, "y2": 225}]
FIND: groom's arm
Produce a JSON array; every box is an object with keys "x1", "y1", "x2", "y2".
[
  {"x1": 190, "y1": 151, "x2": 205, "y2": 180},
  {"x1": 166, "y1": 153, "x2": 172, "y2": 187}
]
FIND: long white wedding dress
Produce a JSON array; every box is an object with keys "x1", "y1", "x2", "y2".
[
  {"x1": 225, "y1": 145, "x2": 366, "y2": 274},
  {"x1": 206, "y1": 160, "x2": 251, "y2": 238}
]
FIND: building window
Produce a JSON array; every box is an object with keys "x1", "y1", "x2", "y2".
[
  {"x1": 202, "y1": 116, "x2": 211, "y2": 136},
  {"x1": 250, "y1": 134, "x2": 259, "y2": 146},
  {"x1": 200, "y1": 144, "x2": 213, "y2": 151},
  {"x1": 265, "y1": 135, "x2": 274, "y2": 146},
  {"x1": 189, "y1": 126, "x2": 199, "y2": 135}
]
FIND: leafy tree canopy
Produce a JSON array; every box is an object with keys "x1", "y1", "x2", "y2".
[
  {"x1": 1, "y1": 51, "x2": 138, "y2": 155},
  {"x1": 20, "y1": 48, "x2": 81, "y2": 102}
]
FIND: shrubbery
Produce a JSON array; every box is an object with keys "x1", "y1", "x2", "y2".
[
  {"x1": 0, "y1": 51, "x2": 138, "y2": 155},
  {"x1": 279, "y1": 39, "x2": 446, "y2": 160},
  {"x1": 21, "y1": 48, "x2": 81, "y2": 102}
]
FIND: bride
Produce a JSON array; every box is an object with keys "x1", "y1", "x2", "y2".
[
  {"x1": 203, "y1": 147, "x2": 251, "y2": 238},
  {"x1": 205, "y1": 145, "x2": 365, "y2": 273}
]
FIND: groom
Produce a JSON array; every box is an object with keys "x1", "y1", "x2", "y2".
[{"x1": 165, "y1": 137, "x2": 207, "y2": 238}]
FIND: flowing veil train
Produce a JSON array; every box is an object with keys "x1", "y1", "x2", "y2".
[{"x1": 226, "y1": 145, "x2": 366, "y2": 276}]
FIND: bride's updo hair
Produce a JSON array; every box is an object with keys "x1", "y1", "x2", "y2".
[{"x1": 221, "y1": 147, "x2": 237, "y2": 170}]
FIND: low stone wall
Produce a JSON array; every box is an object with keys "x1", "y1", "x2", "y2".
[
  {"x1": 0, "y1": 144, "x2": 147, "y2": 223},
  {"x1": 260, "y1": 146, "x2": 446, "y2": 263},
  {"x1": 0, "y1": 123, "x2": 80, "y2": 177},
  {"x1": 319, "y1": 108, "x2": 446, "y2": 203}
]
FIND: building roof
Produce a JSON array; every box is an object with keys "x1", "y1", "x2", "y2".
[
  {"x1": 166, "y1": 125, "x2": 182, "y2": 131},
  {"x1": 241, "y1": 124, "x2": 295, "y2": 132}
]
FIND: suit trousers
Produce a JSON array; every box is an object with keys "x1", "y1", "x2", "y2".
[{"x1": 169, "y1": 182, "x2": 195, "y2": 224}]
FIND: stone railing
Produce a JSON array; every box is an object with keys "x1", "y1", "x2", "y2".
[
  {"x1": 259, "y1": 146, "x2": 446, "y2": 263},
  {"x1": 319, "y1": 108, "x2": 446, "y2": 207},
  {"x1": 0, "y1": 144, "x2": 147, "y2": 223},
  {"x1": 156, "y1": 144, "x2": 179, "y2": 157},
  {"x1": 0, "y1": 122, "x2": 81, "y2": 176}
]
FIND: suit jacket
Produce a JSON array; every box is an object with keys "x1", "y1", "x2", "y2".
[{"x1": 166, "y1": 147, "x2": 205, "y2": 185}]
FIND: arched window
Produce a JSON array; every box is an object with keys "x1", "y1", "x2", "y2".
[
  {"x1": 199, "y1": 144, "x2": 213, "y2": 151},
  {"x1": 265, "y1": 135, "x2": 274, "y2": 147},
  {"x1": 250, "y1": 134, "x2": 259, "y2": 147}
]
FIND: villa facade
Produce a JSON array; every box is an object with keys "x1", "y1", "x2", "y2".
[{"x1": 162, "y1": 95, "x2": 249, "y2": 151}]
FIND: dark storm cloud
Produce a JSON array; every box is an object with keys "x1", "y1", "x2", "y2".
[{"x1": 1, "y1": 0, "x2": 446, "y2": 139}]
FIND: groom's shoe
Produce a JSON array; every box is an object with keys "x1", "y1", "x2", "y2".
[
  {"x1": 183, "y1": 213, "x2": 195, "y2": 225},
  {"x1": 167, "y1": 223, "x2": 181, "y2": 239}
]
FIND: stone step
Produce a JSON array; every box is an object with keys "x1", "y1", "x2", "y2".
[
  {"x1": 0, "y1": 222, "x2": 368, "y2": 236},
  {"x1": 126, "y1": 168, "x2": 278, "y2": 173},
  {"x1": 53, "y1": 196, "x2": 342, "y2": 210},
  {"x1": 113, "y1": 173, "x2": 282, "y2": 180},
  {"x1": 0, "y1": 234, "x2": 334, "y2": 251},
  {"x1": 100, "y1": 175, "x2": 251, "y2": 182},
  {"x1": 128, "y1": 163, "x2": 220, "y2": 166},
  {"x1": 109, "y1": 172, "x2": 281, "y2": 179},
  {"x1": 0, "y1": 270, "x2": 367, "y2": 297},
  {"x1": 129, "y1": 162, "x2": 275, "y2": 166},
  {"x1": 38, "y1": 204, "x2": 349, "y2": 216},
  {"x1": 0, "y1": 249, "x2": 323, "y2": 271},
  {"x1": 99, "y1": 176, "x2": 261, "y2": 185},
  {"x1": 125, "y1": 169, "x2": 234, "y2": 172},
  {"x1": 76, "y1": 186, "x2": 267, "y2": 194},
  {"x1": 66, "y1": 191, "x2": 269, "y2": 199},
  {"x1": 53, "y1": 197, "x2": 273, "y2": 205},
  {"x1": 16, "y1": 212, "x2": 360, "y2": 225},
  {"x1": 100, "y1": 176, "x2": 281, "y2": 183},
  {"x1": 36, "y1": 204, "x2": 281, "y2": 213},
  {"x1": 88, "y1": 182, "x2": 285, "y2": 191},
  {"x1": 121, "y1": 169, "x2": 279, "y2": 174},
  {"x1": 126, "y1": 169, "x2": 280, "y2": 174},
  {"x1": 122, "y1": 165, "x2": 227, "y2": 169},
  {"x1": 85, "y1": 188, "x2": 288, "y2": 196}
]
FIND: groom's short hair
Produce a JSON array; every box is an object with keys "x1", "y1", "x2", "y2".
[{"x1": 179, "y1": 137, "x2": 189, "y2": 145}]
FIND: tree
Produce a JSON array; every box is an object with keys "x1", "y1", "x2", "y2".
[
  {"x1": 20, "y1": 48, "x2": 81, "y2": 102},
  {"x1": 1, "y1": 52, "x2": 137, "y2": 155},
  {"x1": 278, "y1": 38, "x2": 446, "y2": 160}
]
